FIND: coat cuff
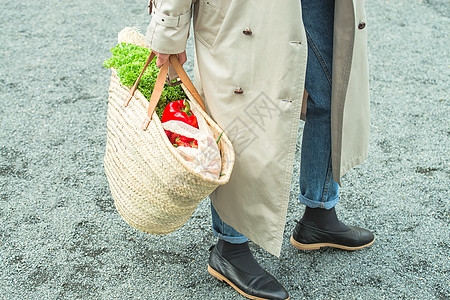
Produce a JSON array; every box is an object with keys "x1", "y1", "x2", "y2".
[{"x1": 145, "y1": 3, "x2": 192, "y2": 54}]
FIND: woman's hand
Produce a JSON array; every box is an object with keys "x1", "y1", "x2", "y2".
[{"x1": 154, "y1": 50, "x2": 187, "y2": 68}]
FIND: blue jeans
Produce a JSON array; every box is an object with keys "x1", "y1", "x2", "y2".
[
  {"x1": 299, "y1": 0, "x2": 339, "y2": 209},
  {"x1": 211, "y1": 203, "x2": 249, "y2": 244},
  {"x1": 211, "y1": 0, "x2": 338, "y2": 243}
]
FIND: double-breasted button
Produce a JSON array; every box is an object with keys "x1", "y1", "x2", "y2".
[
  {"x1": 234, "y1": 87, "x2": 244, "y2": 94},
  {"x1": 358, "y1": 22, "x2": 366, "y2": 29},
  {"x1": 243, "y1": 28, "x2": 252, "y2": 35}
]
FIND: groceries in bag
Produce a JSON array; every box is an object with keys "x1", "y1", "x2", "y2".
[{"x1": 161, "y1": 99, "x2": 222, "y2": 180}]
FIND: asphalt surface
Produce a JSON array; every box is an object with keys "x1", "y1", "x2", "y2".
[{"x1": 0, "y1": 0, "x2": 449, "y2": 299}]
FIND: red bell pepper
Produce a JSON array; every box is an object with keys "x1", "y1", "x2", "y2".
[
  {"x1": 162, "y1": 99, "x2": 199, "y2": 148},
  {"x1": 161, "y1": 99, "x2": 198, "y2": 128}
]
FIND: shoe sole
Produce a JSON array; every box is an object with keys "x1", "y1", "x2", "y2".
[
  {"x1": 207, "y1": 265, "x2": 290, "y2": 300},
  {"x1": 290, "y1": 235, "x2": 375, "y2": 251}
]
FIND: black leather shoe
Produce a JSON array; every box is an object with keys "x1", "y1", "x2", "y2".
[
  {"x1": 290, "y1": 221, "x2": 375, "y2": 251},
  {"x1": 207, "y1": 245, "x2": 289, "y2": 300}
]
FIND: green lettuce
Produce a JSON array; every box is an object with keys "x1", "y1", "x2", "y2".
[{"x1": 104, "y1": 43, "x2": 186, "y2": 118}]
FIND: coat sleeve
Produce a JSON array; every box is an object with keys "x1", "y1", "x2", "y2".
[{"x1": 145, "y1": 0, "x2": 195, "y2": 54}]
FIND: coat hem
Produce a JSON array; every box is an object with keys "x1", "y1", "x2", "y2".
[
  {"x1": 339, "y1": 151, "x2": 368, "y2": 180},
  {"x1": 331, "y1": 0, "x2": 356, "y2": 187},
  {"x1": 271, "y1": 44, "x2": 308, "y2": 258}
]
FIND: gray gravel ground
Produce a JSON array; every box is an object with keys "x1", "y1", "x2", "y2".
[{"x1": 1, "y1": 0, "x2": 449, "y2": 299}]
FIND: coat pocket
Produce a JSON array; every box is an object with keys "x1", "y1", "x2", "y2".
[{"x1": 193, "y1": 0, "x2": 232, "y2": 48}]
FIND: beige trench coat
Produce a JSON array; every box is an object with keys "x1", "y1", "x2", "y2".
[{"x1": 146, "y1": 0, "x2": 369, "y2": 256}]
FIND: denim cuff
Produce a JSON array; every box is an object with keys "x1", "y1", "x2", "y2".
[
  {"x1": 299, "y1": 193, "x2": 339, "y2": 210},
  {"x1": 211, "y1": 201, "x2": 249, "y2": 244},
  {"x1": 211, "y1": 226, "x2": 249, "y2": 244}
]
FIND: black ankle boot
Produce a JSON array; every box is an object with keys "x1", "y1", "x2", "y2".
[
  {"x1": 290, "y1": 206, "x2": 375, "y2": 251},
  {"x1": 215, "y1": 240, "x2": 265, "y2": 275},
  {"x1": 300, "y1": 206, "x2": 350, "y2": 232},
  {"x1": 208, "y1": 241, "x2": 289, "y2": 300}
]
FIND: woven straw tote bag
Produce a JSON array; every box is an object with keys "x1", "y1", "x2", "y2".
[{"x1": 104, "y1": 51, "x2": 235, "y2": 234}]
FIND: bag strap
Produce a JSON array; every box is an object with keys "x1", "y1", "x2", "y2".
[
  {"x1": 123, "y1": 50, "x2": 157, "y2": 107},
  {"x1": 168, "y1": 54, "x2": 206, "y2": 111},
  {"x1": 124, "y1": 50, "x2": 207, "y2": 130},
  {"x1": 142, "y1": 59, "x2": 169, "y2": 130}
]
